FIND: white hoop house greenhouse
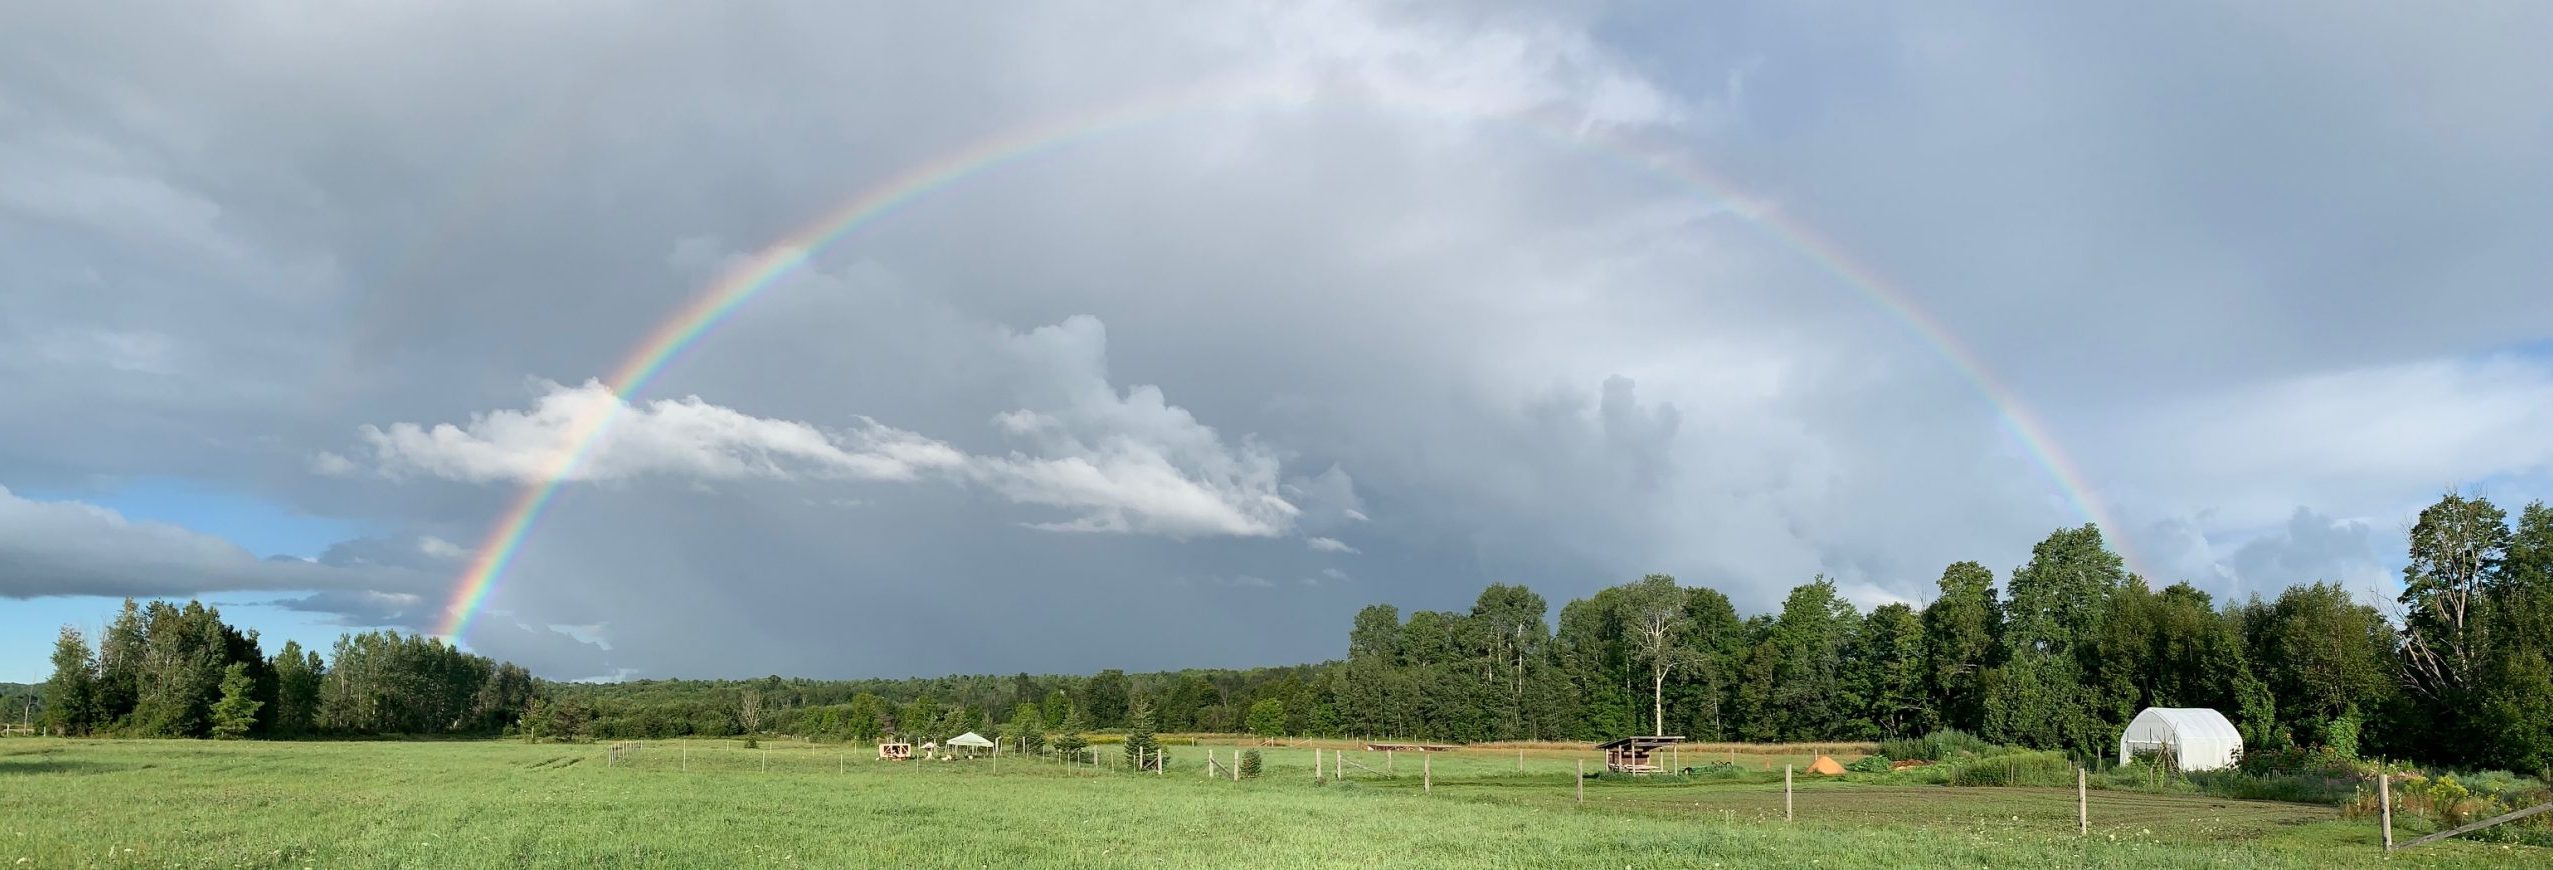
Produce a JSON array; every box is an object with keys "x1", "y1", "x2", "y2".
[{"x1": 2117, "y1": 707, "x2": 2243, "y2": 772}]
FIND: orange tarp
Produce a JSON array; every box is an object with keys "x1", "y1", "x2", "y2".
[{"x1": 1806, "y1": 754, "x2": 1846, "y2": 775}]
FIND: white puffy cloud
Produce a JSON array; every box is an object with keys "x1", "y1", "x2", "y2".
[
  {"x1": 354, "y1": 379, "x2": 970, "y2": 485},
  {"x1": 1306, "y1": 537, "x2": 1358, "y2": 553},
  {"x1": 345, "y1": 315, "x2": 1327, "y2": 541}
]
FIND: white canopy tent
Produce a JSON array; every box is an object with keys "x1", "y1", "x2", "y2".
[
  {"x1": 2118, "y1": 707, "x2": 2243, "y2": 772},
  {"x1": 946, "y1": 732, "x2": 995, "y2": 757}
]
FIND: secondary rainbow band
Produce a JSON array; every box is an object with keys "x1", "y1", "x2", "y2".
[{"x1": 439, "y1": 81, "x2": 2144, "y2": 641}]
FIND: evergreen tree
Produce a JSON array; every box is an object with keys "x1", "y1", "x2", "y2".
[
  {"x1": 41, "y1": 626, "x2": 99, "y2": 736},
  {"x1": 2479, "y1": 502, "x2": 2553, "y2": 770},
  {"x1": 1123, "y1": 702, "x2": 1158, "y2": 769},
  {"x1": 210, "y1": 662, "x2": 262, "y2": 739},
  {"x1": 1051, "y1": 707, "x2": 1089, "y2": 758}
]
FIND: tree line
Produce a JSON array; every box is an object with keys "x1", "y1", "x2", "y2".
[
  {"x1": 534, "y1": 493, "x2": 2553, "y2": 775},
  {"x1": 38, "y1": 599, "x2": 534, "y2": 738},
  {"x1": 32, "y1": 493, "x2": 2552, "y2": 776}
]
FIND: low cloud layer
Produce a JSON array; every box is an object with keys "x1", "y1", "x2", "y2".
[{"x1": 0, "y1": 486, "x2": 436, "y2": 601}]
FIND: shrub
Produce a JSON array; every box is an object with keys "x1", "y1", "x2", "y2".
[
  {"x1": 1846, "y1": 754, "x2": 1893, "y2": 774},
  {"x1": 743, "y1": 736, "x2": 760, "y2": 749},
  {"x1": 1240, "y1": 750, "x2": 1262, "y2": 778}
]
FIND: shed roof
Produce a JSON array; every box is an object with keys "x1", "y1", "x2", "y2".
[{"x1": 1595, "y1": 736, "x2": 1687, "y2": 750}]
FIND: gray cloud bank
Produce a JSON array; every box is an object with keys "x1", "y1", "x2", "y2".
[{"x1": 4, "y1": 1, "x2": 2550, "y2": 678}]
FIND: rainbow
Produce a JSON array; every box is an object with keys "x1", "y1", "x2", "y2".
[{"x1": 438, "y1": 79, "x2": 2145, "y2": 641}]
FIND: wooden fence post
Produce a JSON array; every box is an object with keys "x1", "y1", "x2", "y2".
[
  {"x1": 2380, "y1": 773, "x2": 2393, "y2": 853},
  {"x1": 1577, "y1": 759, "x2": 1585, "y2": 804},
  {"x1": 2077, "y1": 767, "x2": 2088, "y2": 835},
  {"x1": 1387, "y1": 749, "x2": 1394, "y2": 773},
  {"x1": 762, "y1": 749, "x2": 768, "y2": 773},
  {"x1": 1233, "y1": 749, "x2": 1241, "y2": 782},
  {"x1": 682, "y1": 746, "x2": 688, "y2": 772},
  {"x1": 1424, "y1": 751, "x2": 1432, "y2": 794},
  {"x1": 1785, "y1": 765, "x2": 1794, "y2": 822},
  {"x1": 1519, "y1": 748, "x2": 1525, "y2": 772}
]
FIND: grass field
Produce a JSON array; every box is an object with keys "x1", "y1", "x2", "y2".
[{"x1": 3, "y1": 737, "x2": 2540, "y2": 868}]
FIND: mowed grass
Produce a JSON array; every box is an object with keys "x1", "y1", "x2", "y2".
[{"x1": 1, "y1": 738, "x2": 2538, "y2": 868}]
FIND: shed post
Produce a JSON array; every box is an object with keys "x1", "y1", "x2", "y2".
[
  {"x1": 1784, "y1": 765, "x2": 1794, "y2": 822},
  {"x1": 1576, "y1": 759, "x2": 1585, "y2": 804},
  {"x1": 2379, "y1": 773, "x2": 2393, "y2": 852}
]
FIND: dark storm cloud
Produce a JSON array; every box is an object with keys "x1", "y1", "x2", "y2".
[{"x1": 5, "y1": 1, "x2": 2550, "y2": 677}]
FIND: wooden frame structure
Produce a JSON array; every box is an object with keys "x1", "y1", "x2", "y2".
[
  {"x1": 876, "y1": 741, "x2": 913, "y2": 761},
  {"x1": 1596, "y1": 735, "x2": 1685, "y2": 775}
]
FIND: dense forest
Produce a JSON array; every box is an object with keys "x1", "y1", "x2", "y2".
[
  {"x1": 34, "y1": 599, "x2": 534, "y2": 738},
  {"x1": 28, "y1": 493, "x2": 2553, "y2": 776}
]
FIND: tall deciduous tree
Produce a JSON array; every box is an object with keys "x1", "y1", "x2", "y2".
[
  {"x1": 1988, "y1": 525, "x2": 2125, "y2": 753},
  {"x1": 1922, "y1": 561, "x2": 2000, "y2": 732},
  {"x1": 1769, "y1": 577, "x2": 1860, "y2": 740},
  {"x1": 2398, "y1": 492, "x2": 2510, "y2": 701},
  {"x1": 1618, "y1": 574, "x2": 1696, "y2": 736},
  {"x1": 1081, "y1": 670, "x2": 1130, "y2": 729},
  {"x1": 268, "y1": 640, "x2": 324, "y2": 737},
  {"x1": 1856, "y1": 603, "x2": 1928, "y2": 738}
]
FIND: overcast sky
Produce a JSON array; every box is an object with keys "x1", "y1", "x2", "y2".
[{"x1": 6, "y1": 1, "x2": 2550, "y2": 682}]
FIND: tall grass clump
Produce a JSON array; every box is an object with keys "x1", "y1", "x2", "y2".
[
  {"x1": 1879, "y1": 729, "x2": 2002, "y2": 763},
  {"x1": 1946, "y1": 750, "x2": 2077, "y2": 788}
]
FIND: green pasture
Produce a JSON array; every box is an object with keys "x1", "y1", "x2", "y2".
[{"x1": 3, "y1": 738, "x2": 2537, "y2": 868}]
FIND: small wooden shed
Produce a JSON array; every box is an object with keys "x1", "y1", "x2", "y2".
[
  {"x1": 876, "y1": 741, "x2": 913, "y2": 761},
  {"x1": 1596, "y1": 736, "x2": 1685, "y2": 775}
]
